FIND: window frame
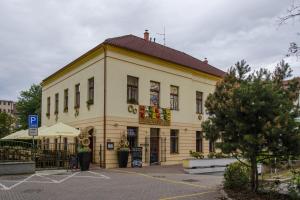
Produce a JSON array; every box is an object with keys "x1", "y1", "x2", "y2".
[
  {"x1": 150, "y1": 81, "x2": 160, "y2": 107},
  {"x1": 47, "y1": 97, "x2": 51, "y2": 115},
  {"x1": 170, "y1": 85, "x2": 179, "y2": 110},
  {"x1": 209, "y1": 140, "x2": 215, "y2": 153},
  {"x1": 170, "y1": 129, "x2": 179, "y2": 154},
  {"x1": 127, "y1": 76, "x2": 139, "y2": 104},
  {"x1": 196, "y1": 91, "x2": 203, "y2": 114},
  {"x1": 196, "y1": 131, "x2": 203, "y2": 153},
  {"x1": 64, "y1": 89, "x2": 68, "y2": 112},
  {"x1": 55, "y1": 93, "x2": 59, "y2": 114},
  {"x1": 88, "y1": 77, "x2": 94, "y2": 104},
  {"x1": 75, "y1": 84, "x2": 80, "y2": 108}
]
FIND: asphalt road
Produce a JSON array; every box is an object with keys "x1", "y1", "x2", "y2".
[{"x1": 0, "y1": 166, "x2": 224, "y2": 200}]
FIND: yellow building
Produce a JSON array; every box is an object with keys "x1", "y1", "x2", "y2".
[{"x1": 41, "y1": 31, "x2": 225, "y2": 168}]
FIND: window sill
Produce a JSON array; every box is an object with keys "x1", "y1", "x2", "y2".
[
  {"x1": 127, "y1": 102, "x2": 139, "y2": 105},
  {"x1": 170, "y1": 152, "x2": 179, "y2": 155}
]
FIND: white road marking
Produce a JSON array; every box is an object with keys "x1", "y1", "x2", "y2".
[
  {"x1": 0, "y1": 182, "x2": 9, "y2": 190},
  {"x1": 73, "y1": 175, "x2": 109, "y2": 179},
  {"x1": 35, "y1": 174, "x2": 59, "y2": 183},
  {"x1": 0, "y1": 171, "x2": 110, "y2": 190},
  {"x1": 0, "y1": 180, "x2": 56, "y2": 184},
  {"x1": 57, "y1": 172, "x2": 80, "y2": 183},
  {"x1": 87, "y1": 171, "x2": 110, "y2": 179},
  {"x1": 4, "y1": 174, "x2": 35, "y2": 190}
]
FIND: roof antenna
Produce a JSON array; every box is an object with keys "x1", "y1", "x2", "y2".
[{"x1": 157, "y1": 26, "x2": 166, "y2": 46}]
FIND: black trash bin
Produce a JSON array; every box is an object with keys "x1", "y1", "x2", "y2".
[{"x1": 131, "y1": 147, "x2": 143, "y2": 168}]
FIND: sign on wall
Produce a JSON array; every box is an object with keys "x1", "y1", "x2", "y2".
[{"x1": 139, "y1": 105, "x2": 171, "y2": 126}]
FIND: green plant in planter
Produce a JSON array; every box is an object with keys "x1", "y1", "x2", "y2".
[
  {"x1": 207, "y1": 152, "x2": 216, "y2": 159},
  {"x1": 77, "y1": 130, "x2": 92, "y2": 171},
  {"x1": 127, "y1": 98, "x2": 138, "y2": 105},
  {"x1": 64, "y1": 107, "x2": 68, "y2": 113},
  {"x1": 189, "y1": 150, "x2": 204, "y2": 159},
  {"x1": 78, "y1": 146, "x2": 91, "y2": 153},
  {"x1": 86, "y1": 99, "x2": 94, "y2": 110},
  {"x1": 117, "y1": 134, "x2": 130, "y2": 168},
  {"x1": 215, "y1": 152, "x2": 228, "y2": 158}
]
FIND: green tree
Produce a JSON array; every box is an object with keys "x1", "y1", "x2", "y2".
[
  {"x1": 202, "y1": 60, "x2": 300, "y2": 192},
  {"x1": 16, "y1": 84, "x2": 42, "y2": 129},
  {"x1": 0, "y1": 112, "x2": 14, "y2": 138}
]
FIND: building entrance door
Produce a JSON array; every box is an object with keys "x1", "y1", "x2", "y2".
[{"x1": 150, "y1": 128, "x2": 160, "y2": 165}]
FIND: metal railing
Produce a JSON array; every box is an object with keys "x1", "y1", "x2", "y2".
[{"x1": 35, "y1": 143, "x2": 78, "y2": 169}]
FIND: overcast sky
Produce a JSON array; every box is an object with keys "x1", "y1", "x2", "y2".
[{"x1": 0, "y1": 0, "x2": 300, "y2": 101}]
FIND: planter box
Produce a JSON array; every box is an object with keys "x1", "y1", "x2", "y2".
[
  {"x1": 78, "y1": 152, "x2": 91, "y2": 171},
  {"x1": 183, "y1": 158, "x2": 236, "y2": 169},
  {"x1": 0, "y1": 161, "x2": 35, "y2": 175},
  {"x1": 183, "y1": 158, "x2": 263, "y2": 174},
  {"x1": 183, "y1": 158, "x2": 236, "y2": 174}
]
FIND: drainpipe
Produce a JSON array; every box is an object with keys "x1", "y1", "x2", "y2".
[{"x1": 103, "y1": 45, "x2": 107, "y2": 168}]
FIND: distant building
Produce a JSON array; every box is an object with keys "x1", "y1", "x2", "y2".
[
  {"x1": 283, "y1": 77, "x2": 300, "y2": 106},
  {"x1": 0, "y1": 100, "x2": 16, "y2": 116},
  {"x1": 0, "y1": 100, "x2": 18, "y2": 131}
]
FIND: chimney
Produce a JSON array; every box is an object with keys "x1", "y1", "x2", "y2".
[
  {"x1": 204, "y1": 58, "x2": 208, "y2": 64},
  {"x1": 144, "y1": 30, "x2": 149, "y2": 41}
]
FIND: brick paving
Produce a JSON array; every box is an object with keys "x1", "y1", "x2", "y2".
[{"x1": 0, "y1": 165, "x2": 224, "y2": 200}]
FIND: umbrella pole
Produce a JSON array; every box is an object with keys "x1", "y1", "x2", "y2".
[{"x1": 59, "y1": 136, "x2": 61, "y2": 151}]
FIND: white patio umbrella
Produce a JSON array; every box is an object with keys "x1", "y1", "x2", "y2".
[
  {"x1": 1, "y1": 126, "x2": 48, "y2": 140},
  {"x1": 38, "y1": 122, "x2": 80, "y2": 138}
]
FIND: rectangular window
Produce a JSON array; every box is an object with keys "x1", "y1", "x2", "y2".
[
  {"x1": 47, "y1": 97, "x2": 51, "y2": 115},
  {"x1": 8, "y1": 102, "x2": 10, "y2": 106},
  {"x1": 88, "y1": 77, "x2": 94, "y2": 104},
  {"x1": 64, "y1": 89, "x2": 68, "y2": 112},
  {"x1": 75, "y1": 84, "x2": 80, "y2": 108},
  {"x1": 63, "y1": 138, "x2": 68, "y2": 151},
  {"x1": 209, "y1": 140, "x2": 215, "y2": 153},
  {"x1": 170, "y1": 129, "x2": 179, "y2": 154},
  {"x1": 196, "y1": 91, "x2": 203, "y2": 114},
  {"x1": 196, "y1": 131, "x2": 203, "y2": 153},
  {"x1": 150, "y1": 81, "x2": 160, "y2": 107},
  {"x1": 127, "y1": 127, "x2": 138, "y2": 149},
  {"x1": 127, "y1": 76, "x2": 139, "y2": 104},
  {"x1": 55, "y1": 93, "x2": 59, "y2": 114},
  {"x1": 3, "y1": 101, "x2": 5, "y2": 105},
  {"x1": 170, "y1": 85, "x2": 179, "y2": 110}
]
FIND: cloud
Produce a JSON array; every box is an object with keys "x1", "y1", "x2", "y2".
[{"x1": 0, "y1": 0, "x2": 299, "y2": 100}]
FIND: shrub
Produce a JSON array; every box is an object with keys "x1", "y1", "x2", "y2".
[
  {"x1": 207, "y1": 152, "x2": 215, "y2": 159},
  {"x1": 215, "y1": 152, "x2": 228, "y2": 158},
  {"x1": 189, "y1": 150, "x2": 204, "y2": 159},
  {"x1": 288, "y1": 170, "x2": 300, "y2": 199},
  {"x1": 224, "y1": 162, "x2": 250, "y2": 189}
]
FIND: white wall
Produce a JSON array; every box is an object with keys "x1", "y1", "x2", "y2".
[{"x1": 42, "y1": 53, "x2": 104, "y2": 126}]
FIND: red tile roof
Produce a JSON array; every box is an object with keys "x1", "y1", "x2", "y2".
[{"x1": 104, "y1": 35, "x2": 225, "y2": 78}]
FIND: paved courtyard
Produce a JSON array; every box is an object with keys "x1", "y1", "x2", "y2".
[{"x1": 0, "y1": 165, "x2": 224, "y2": 200}]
